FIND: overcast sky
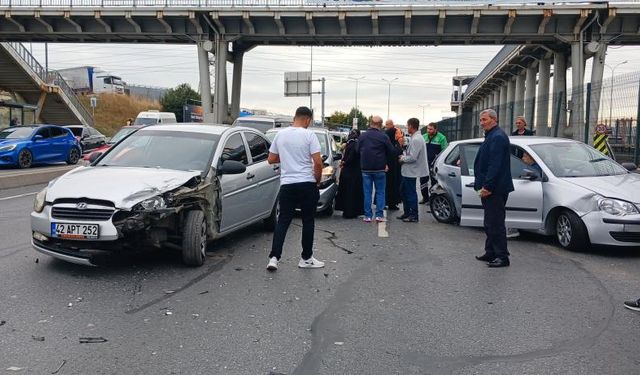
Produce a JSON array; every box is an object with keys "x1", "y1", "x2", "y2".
[{"x1": 28, "y1": 43, "x2": 640, "y2": 125}]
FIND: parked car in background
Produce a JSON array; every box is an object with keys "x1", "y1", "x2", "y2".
[
  {"x1": 232, "y1": 115, "x2": 293, "y2": 133},
  {"x1": 83, "y1": 125, "x2": 143, "y2": 161},
  {"x1": 64, "y1": 125, "x2": 107, "y2": 153},
  {"x1": 429, "y1": 136, "x2": 640, "y2": 250},
  {"x1": 265, "y1": 127, "x2": 341, "y2": 214},
  {"x1": 0, "y1": 125, "x2": 81, "y2": 168},
  {"x1": 31, "y1": 124, "x2": 280, "y2": 267},
  {"x1": 134, "y1": 110, "x2": 177, "y2": 125}
]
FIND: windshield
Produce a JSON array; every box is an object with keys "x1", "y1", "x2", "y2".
[
  {"x1": 97, "y1": 130, "x2": 220, "y2": 172},
  {"x1": 265, "y1": 131, "x2": 328, "y2": 156},
  {"x1": 234, "y1": 120, "x2": 273, "y2": 133},
  {"x1": 0, "y1": 127, "x2": 34, "y2": 139},
  {"x1": 530, "y1": 142, "x2": 628, "y2": 177},
  {"x1": 109, "y1": 127, "x2": 138, "y2": 144},
  {"x1": 134, "y1": 118, "x2": 159, "y2": 126}
]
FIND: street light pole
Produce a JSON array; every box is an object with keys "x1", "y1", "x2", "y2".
[
  {"x1": 418, "y1": 104, "x2": 430, "y2": 125},
  {"x1": 382, "y1": 78, "x2": 398, "y2": 119},
  {"x1": 348, "y1": 76, "x2": 365, "y2": 129},
  {"x1": 606, "y1": 60, "x2": 628, "y2": 126}
]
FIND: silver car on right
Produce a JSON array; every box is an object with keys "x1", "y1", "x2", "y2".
[{"x1": 429, "y1": 136, "x2": 640, "y2": 250}]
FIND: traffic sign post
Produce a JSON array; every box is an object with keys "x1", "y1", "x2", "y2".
[{"x1": 593, "y1": 123, "x2": 609, "y2": 156}]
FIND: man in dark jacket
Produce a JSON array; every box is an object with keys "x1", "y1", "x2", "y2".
[
  {"x1": 357, "y1": 115, "x2": 396, "y2": 222},
  {"x1": 474, "y1": 109, "x2": 514, "y2": 268}
]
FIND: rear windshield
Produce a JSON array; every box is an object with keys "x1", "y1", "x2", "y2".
[
  {"x1": 67, "y1": 127, "x2": 83, "y2": 137},
  {"x1": 134, "y1": 118, "x2": 159, "y2": 126}
]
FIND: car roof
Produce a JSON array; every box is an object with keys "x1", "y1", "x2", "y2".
[
  {"x1": 450, "y1": 136, "x2": 581, "y2": 147},
  {"x1": 266, "y1": 127, "x2": 329, "y2": 135},
  {"x1": 136, "y1": 123, "x2": 233, "y2": 136},
  {"x1": 236, "y1": 115, "x2": 292, "y2": 122}
]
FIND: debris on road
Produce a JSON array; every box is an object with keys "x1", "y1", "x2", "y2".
[
  {"x1": 334, "y1": 342, "x2": 344, "y2": 346},
  {"x1": 165, "y1": 311, "x2": 173, "y2": 316},
  {"x1": 6, "y1": 367, "x2": 23, "y2": 371},
  {"x1": 164, "y1": 290, "x2": 175, "y2": 295},
  {"x1": 79, "y1": 337, "x2": 108, "y2": 344},
  {"x1": 35, "y1": 258, "x2": 39, "y2": 264},
  {"x1": 51, "y1": 360, "x2": 66, "y2": 375},
  {"x1": 0, "y1": 320, "x2": 6, "y2": 326},
  {"x1": 198, "y1": 290, "x2": 209, "y2": 295},
  {"x1": 67, "y1": 303, "x2": 73, "y2": 308},
  {"x1": 191, "y1": 314, "x2": 199, "y2": 319},
  {"x1": 234, "y1": 267, "x2": 244, "y2": 271},
  {"x1": 31, "y1": 335, "x2": 45, "y2": 342}
]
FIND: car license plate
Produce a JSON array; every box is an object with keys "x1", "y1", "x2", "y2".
[{"x1": 51, "y1": 223, "x2": 99, "y2": 240}]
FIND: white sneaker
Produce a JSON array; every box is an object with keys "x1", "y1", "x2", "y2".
[
  {"x1": 266, "y1": 257, "x2": 278, "y2": 271},
  {"x1": 506, "y1": 228, "x2": 520, "y2": 239},
  {"x1": 298, "y1": 256, "x2": 325, "y2": 269}
]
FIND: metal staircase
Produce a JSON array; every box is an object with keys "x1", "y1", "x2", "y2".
[{"x1": 0, "y1": 42, "x2": 93, "y2": 126}]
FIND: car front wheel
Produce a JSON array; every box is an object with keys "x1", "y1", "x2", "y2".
[
  {"x1": 17, "y1": 149, "x2": 32, "y2": 168},
  {"x1": 555, "y1": 210, "x2": 589, "y2": 251},
  {"x1": 182, "y1": 210, "x2": 207, "y2": 266},
  {"x1": 430, "y1": 194, "x2": 457, "y2": 224}
]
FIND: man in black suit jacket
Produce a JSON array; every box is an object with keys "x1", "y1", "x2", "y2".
[{"x1": 474, "y1": 109, "x2": 515, "y2": 268}]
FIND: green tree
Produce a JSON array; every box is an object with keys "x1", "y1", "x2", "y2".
[
  {"x1": 347, "y1": 108, "x2": 368, "y2": 130},
  {"x1": 160, "y1": 83, "x2": 200, "y2": 122},
  {"x1": 328, "y1": 110, "x2": 349, "y2": 125}
]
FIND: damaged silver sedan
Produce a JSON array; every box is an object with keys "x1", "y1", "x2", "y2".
[{"x1": 30, "y1": 124, "x2": 280, "y2": 266}]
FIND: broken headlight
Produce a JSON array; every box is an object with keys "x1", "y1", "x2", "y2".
[
  {"x1": 33, "y1": 187, "x2": 47, "y2": 213},
  {"x1": 135, "y1": 196, "x2": 166, "y2": 211},
  {"x1": 597, "y1": 197, "x2": 639, "y2": 216}
]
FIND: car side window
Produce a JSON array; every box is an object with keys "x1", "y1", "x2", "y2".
[
  {"x1": 36, "y1": 128, "x2": 51, "y2": 139},
  {"x1": 244, "y1": 132, "x2": 269, "y2": 164},
  {"x1": 221, "y1": 133, "x2": 248, "y2": 165},
  {"x1": 444, "y1": 145, "x2": 461, "y2": 167},
  {"x1": 510, "y1": 155, "x2": 530, "y2": 180},
  {"x1": 49, "y1": 127, "x2": 66, "y2": 138}
]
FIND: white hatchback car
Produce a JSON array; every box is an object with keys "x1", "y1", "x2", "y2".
[
  {"x1": 430, "y1": 136, "x2": 640, "y2": 250},
  {"x1": 31, "y1": 124, "x2": 280, "y2": 266}
]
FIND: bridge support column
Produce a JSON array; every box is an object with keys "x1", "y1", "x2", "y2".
[
  {"x1": 552, "y1": 52, "x2": 567, "y2": 137},
  {"x1": 230, "y1": 48, "x2": 245, "y2": 122},
  {"x1": 536, "y1": 57, "x2": 551, "y2": 135},
  {"x1": 506, "y1": 78, "x2": 516, "y2": 132},
  {"x1": 524, "y1": 66, "x2": 536, "y2": 130},
  {"x1": 569, "y1": 41, "x2": 585, "y2": 140},
  {"x1": 472, "y1": 103, "x2": 479, "y2": 138},
  {"x1": 499, "y1": 84, "x2": 508, "y2": 129},
  {"x1": 197, "y1": 43, "x2": 212, "y2": 117},
  {"x1": 493, "y1": 90, "x2": 500, "y2": 111},
  {"x1": 514, "y1": 71, "x2": 525, "y2": 121},
  {"x1": 214, "y1": 38, "x2": 229, "y2": 124},
  {"x1": 588, "y1": 43, "x2": 607, "y2": 143}
]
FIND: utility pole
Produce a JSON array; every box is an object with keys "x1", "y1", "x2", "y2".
[
  {"x1": 348, "y1": 76, "x2": 365, "y2": 129},
  {"x1": 321, "y1": 77, "x2": 326, "y2": 127},
  {"x1": 418, "y1": 104, "x2": 430, "y2": 125},
  {"x1": 382, "y1": 78, "x2": 398, "y2": 120}
]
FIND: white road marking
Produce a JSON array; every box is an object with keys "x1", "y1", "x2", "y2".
[
  {"x1": 0, "y1": 192, "x2": 37, "y2": 201},
  {"x1": 378, "y1": 209, "x2": 389, "y2": 237}
]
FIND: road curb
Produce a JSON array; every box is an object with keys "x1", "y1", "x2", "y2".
[{"x1": 0, "y1": 166, "x2": 77, "y2": 190}]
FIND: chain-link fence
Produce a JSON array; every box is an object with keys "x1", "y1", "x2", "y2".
[{"x1": 439, "y1": 71, "x2": 640, "y2": 165}]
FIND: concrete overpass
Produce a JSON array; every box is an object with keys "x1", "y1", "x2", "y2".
[{"x1": 0, "y1": 0, "x2": 639, "y2": 125}]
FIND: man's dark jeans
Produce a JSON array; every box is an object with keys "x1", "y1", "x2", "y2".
[
  {"x1": 401, "y1": 176, "x2": 418, "y2": 219},
  {"x1": 481, "y1": 193, "x2": 510, "y2": 260},
  {"x1": 269, "y1": 182, "x2": 319, "y2": 261}
]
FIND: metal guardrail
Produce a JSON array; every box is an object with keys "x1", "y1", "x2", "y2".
[
  {"x1": 0, "y1": 0, "x2": 635, "y2": 7},
  {"x1": 4, "y1": 42, "x2": 94, "y2": 126}
]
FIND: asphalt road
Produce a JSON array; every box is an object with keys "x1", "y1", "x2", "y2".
[{"x1": 1, "y1": 184, "x2": 639, "y2": 374}]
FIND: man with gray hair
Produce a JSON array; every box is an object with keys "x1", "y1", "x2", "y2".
[{"x1": 473, "y1": 108, "x2": 514, "y2": 268}]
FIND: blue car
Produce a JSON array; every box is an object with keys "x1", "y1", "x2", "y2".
[{"x1": 0, "y1": 125, "x2": 81, "y2": 168}]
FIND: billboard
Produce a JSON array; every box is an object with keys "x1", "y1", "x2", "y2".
[{"x1": 183, "y1": 104, "x2": 204, "y2": 122}]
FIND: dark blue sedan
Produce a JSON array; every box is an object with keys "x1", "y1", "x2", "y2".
[{"x1": 0, "y1": 125, "x2": 82, "y2": 168}]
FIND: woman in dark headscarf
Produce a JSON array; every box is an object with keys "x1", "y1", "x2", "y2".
[
  {"x1": 384, "y1": 121, "x2": 404, "y2": 210},
  {"x1": 334, "y1": 129, "x2": 364, "y2": 219}
]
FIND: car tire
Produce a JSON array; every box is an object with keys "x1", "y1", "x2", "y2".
[
  {"x1": 67, "y1": 148, "x2": 80, "y2": 165},
  {"x1": 263, "y1": 199, "x2": 279, "y2": 231},
  {"x1": 182, "y1": 210, "x2": 207, "y2": 267},
  {"x1": 555, "y1": 210, "x2": 590, "y2": 251},
  {"x1": 430, "y1": 194, "x2": 457, "y2": 224},
  {"x1": 17, "y1": 149, "x2": 32, "y2": 169}
]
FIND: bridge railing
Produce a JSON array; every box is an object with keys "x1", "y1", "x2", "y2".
[
  {"x1": 3, "y1": 42, "x2": 94, "y2": 126},
  {"x1": 0, "y1": 0, "x2": 636, "y2": 7}
]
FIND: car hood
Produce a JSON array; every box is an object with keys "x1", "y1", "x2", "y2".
[
  {"x1": 563, "y1": 173, "x2": 640, "y2": 203},
  {"x1": 47, "y1": 166, "x2": 202, "y2": 209}
]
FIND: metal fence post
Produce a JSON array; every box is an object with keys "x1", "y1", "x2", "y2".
[
  {"x1": 635, "y1": 80, "x2": 640, "y2": 165},
  {"x1": 584, "y1": 82, "x2": 591, "y2": 144}
]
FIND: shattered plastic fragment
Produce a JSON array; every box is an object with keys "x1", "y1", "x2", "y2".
[
  {"x1": 6, "y1": 367, "x2": 22, "y2": 371},
  {"x1": 334, "y1": 342, "x2": 344, "y2": 346},
  {"x1": 79, "y1": 337, "x2": 108, "y2": 344},
  {"x1": 165, "y1": 311, "x2": 173, "y2": 316},
  {"x1": 31, "y1": 336, "x2": 45, "y2": 342}
]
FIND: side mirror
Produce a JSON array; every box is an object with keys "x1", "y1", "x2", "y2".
[
  {"x1": 218, "y1": 160, "x2": 246, "y2": 175},
  {"x1": 33, "y1": 135, "x2": 44, "y2": 141},
  {"x1": 333, "y1": 152, "x2": 342, "y2": 161},
  {"x1": 321, "y1": 154, "x2": 328, "y2": 162},
  {"x1": 89, "y1": 152, "x2": 103, "y2": 163},
  {"x1": 621, "y1": 162, "x2": 637, "y2": 172},
  {"x1": 521, "y1": 168, "x2": 540, "y2": 181}
]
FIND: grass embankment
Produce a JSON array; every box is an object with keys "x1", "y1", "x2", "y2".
[{"x1": 79, "y1": 93, "x2": 161, "y2": 136}]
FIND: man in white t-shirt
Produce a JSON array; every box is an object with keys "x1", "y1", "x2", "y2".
[{"x1": 266, "y1": 106, "x2": 325, "y2": 271}]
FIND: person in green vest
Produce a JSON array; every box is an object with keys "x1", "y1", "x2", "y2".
[{"x1": 420, "y1": 122, "x2": 448, "y2": 204}]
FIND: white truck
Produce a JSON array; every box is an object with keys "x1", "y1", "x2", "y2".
[{"x1": 56, "y1": 66, "x2": 125, "y2": 95}]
